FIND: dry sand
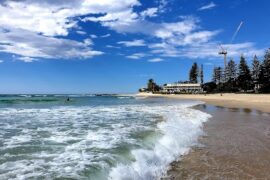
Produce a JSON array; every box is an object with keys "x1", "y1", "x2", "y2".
[{"x1": 137, "y1": 93, "x2": 270, "y2": 113}]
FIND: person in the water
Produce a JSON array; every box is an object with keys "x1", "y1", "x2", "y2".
[{"x1": 66, "y1": 97, "x2": 70, "y2": 102}]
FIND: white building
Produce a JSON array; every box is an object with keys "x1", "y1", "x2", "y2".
[{"x1": 162, "y1": 83, "x2": 203, "y2": 94}]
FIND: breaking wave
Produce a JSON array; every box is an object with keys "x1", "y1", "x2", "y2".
[
  {"x1": 0, "y1": 100, "x2": 210, "y2": 179},
  {"x1": 108, "y1": 102, "x2": 210, "y2": 179}
]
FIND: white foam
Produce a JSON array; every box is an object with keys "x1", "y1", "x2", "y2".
[
  {"x1": 19, "y1": 95, "x2": 31, "y2": 98},
  {"x1": 0, "y1": 100, "x2": 210, "y2": 179},
  {"x1": 3, "y1": 135, "x2": 32, "y2": 148},
  {"x1": 117, "y1": 96, "x2": 133, "y2": 99},
  {"x1": 109, "y1": 103, "x2": 211, "y2": 179}
]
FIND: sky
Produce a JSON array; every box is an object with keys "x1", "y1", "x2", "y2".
[{"x1": 0, "y1": 0, "x2": 269, "y2": 94}]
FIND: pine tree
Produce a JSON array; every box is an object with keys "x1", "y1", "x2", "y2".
[
  {"x1": 226, "y1": 59, "x2": 237, "y2": 82},
  {"x1": 147, "y1": 79, "x2": 156, "y2": 92},
  {"x1": 237, "y1": 55, "x2": 252, "y2": 92},
  {"x1": 225, "y1": 59, "x2": 237, "y2": 91},
  {"x1": 252, "y1": 55, "x2": 260, "y2": 85},
  {"x1": 200, "y1": 64, "x2": 204, "y2": 84},
  {"x1": 212, "y1": 67, "x2": 217, "y2": 84},
  {"x1": 259, "y1": 49, "x2": 270, "y2": 92},
  {"x1": 216, "y1": 67, "x2": 223, "y2": 84},
  {"x1": 189, "y1": 63, "x2": 198, "y2": 83},
  {"x1": 212, "y1": 66, "x2": 223, "y2": 91}
]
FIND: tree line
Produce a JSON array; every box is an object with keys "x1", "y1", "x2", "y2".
[
  {"x1": 140, "y1": 48, "x2": 270, "y2": 94},
  {"x1": 203, "y1": 48, "x2": 270, "y2": 93}
]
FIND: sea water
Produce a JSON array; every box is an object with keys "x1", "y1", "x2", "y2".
[{"x1": 0, "y1": 95, "x2": 211, "y2": 179}]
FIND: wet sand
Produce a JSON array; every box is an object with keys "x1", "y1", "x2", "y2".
[{"x1": 165, "y1": 104, "x2": 270, "y2": 179}]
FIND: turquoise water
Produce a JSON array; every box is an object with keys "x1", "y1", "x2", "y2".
[{"x1": 0, "y1": 95, "x2": 211, "y2": 179}]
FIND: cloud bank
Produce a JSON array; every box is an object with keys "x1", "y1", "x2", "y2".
[{"x1": 0, "y1": 0, "x2": 264, "y2": 62}]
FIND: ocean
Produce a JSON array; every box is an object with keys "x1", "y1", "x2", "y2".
[{"x1": 0, "y1": 95, "x2": 211, "y2": 179}]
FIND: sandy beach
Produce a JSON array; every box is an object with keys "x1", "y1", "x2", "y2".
[
  {"x1": 137, "y1": 93, "x2": 270, "y2": 179},
  {"x1": 137, "y1": 93, "x2": 270, "y2": 113},
  {"x1": 166, "y1": 104, "x2": 270, "y2": 179}
]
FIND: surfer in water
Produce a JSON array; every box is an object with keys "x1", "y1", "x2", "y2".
[{"x1": 66, "y1": 97, "x2": 70, "y2": 102}]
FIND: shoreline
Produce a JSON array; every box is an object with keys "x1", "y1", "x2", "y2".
[
  {"x1": 136, "y1": 93, "x2": 270, "y2": 113},
  {"x1": 165, "y1": 104, "x2": 270, "y2": 179},
  {"x1": 136, "y1": 93, "x2": 270, "y2": 178}
]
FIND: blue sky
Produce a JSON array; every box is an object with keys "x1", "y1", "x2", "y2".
[{"x1": 0, "y1": 0, "x2": 269, "y2": 94}]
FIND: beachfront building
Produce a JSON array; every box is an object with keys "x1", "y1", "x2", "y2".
[{"x1": 162, "y1": 83, "x2": 203, "y2": 94}]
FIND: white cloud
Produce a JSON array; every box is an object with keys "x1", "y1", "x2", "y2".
[
  {"x1": 17, "y1": 56, "x2": 38, "y2": 63},
  {"x1": 198, "y1": 2, "x2": 217, "y2": 11},
  {"x1": 106, "y1": 45, "x2": 120, "y2": 49},
  {"x1": 85, "y1": 12, "x2": 203, "y2": 43},
  {"x1": 90, "y1": 34, "x2": 98, "y2": 39},
  {"x1": 76, "y1": 30, "x2": 87, "y2": 35},
  {"x1": 0, "y1": 28, "x2": 103, "y2": 60},
  {"x1": 100, "y1": 15, "x2": 217, "y2": 48},
  {"x1": 148, "y1": 58, "x2": 164, "y2": 62},
  {"x1": 0, "y1": 0, "x2": 139, "y2": 60},
  {"x1": 149, "y1": 41, "x2": 264, "y2": 59},
  {"x1": 0, "y1": 0, "x2": 141, "y2": 36},
  {"x1": 0, "y1": 1, "x2": 74, "y2": 36},
  {"x1": 93, "y1": 14, "x2": 221, "y2": 57},
  {"x1": 154, "y1": 18, "x2": 198, "y2": 39},
  {"x1": 85, "y1": 10, "x2": 137, "y2": 23},
  {"x1": 0, "y1": 0, "x2": 264, "y2": 63},
  {"x1": 0, "y1": 60, "x2": 3, "y2": 63},
  {"x1": 157, "y1": 0, "x2": 169, "y2": 13},
  {"x1": 222, "y1": 43, "x2": 264, "y2": 57},
  {"x1": 82, "y1": 4, "x2": 262, "y2": 62},
  {"x1": 82, "y1": 6, "x2": 229, "y2": 60},
  {"x1": 126, "y1": 53, "x2": 147, "y2": 59},
  {"x1": 118, "y1": 40, "x2": 146, "y2": 47},
  {"x1": 83, "y1": 9, "x2": 144, "y2": 34},
  {"x1": 88, "y1": 34, "x2": 111, "y2": 39},
  {"x1": 101, "y1": 34, "x2": 111, "y2": 38},
  {"x1": 140, "y1": 8, "x2": 158, "y2": 18},
  {"x1": 167, "y1": 30, "x2": 220, "y2": 46},
  {"x1": 79, "y1": 1, "x2": 219, "y2": 54},
  {"x1": 83, "y1": 38, "x2": 93, "y2": 46}
]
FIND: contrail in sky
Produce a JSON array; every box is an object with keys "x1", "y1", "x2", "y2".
[{"x1": 231, "y1": 21, "x2": 244, "y2": 43}]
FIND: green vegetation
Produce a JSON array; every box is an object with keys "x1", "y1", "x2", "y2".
[
  {"x1": 139, "y1": 79, "x2": 160, "y2": 92},
  {"x1": 259, "y1": 49, "x2": 270, "y2": 92},
  {"x1": 209, "y1": 49, "x2": 270, "y2": 93},
  {"x1": 189, "y1": 62, "x2": 199, "y2": 83},
  {"x1": 140, "y1": 48, "x2": 270, "y2": 94},
  {"x1": 200, "y1": 64, "x2": 204, "y2": 84}
]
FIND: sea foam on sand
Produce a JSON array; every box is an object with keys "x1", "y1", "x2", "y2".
[{"x1": 109, "y1": 102, "x2": 211, "y2": 179}]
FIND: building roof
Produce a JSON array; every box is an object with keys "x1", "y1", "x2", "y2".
[{"x1": 164, "y1": 83, "x2": 201, "y2": 87}]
